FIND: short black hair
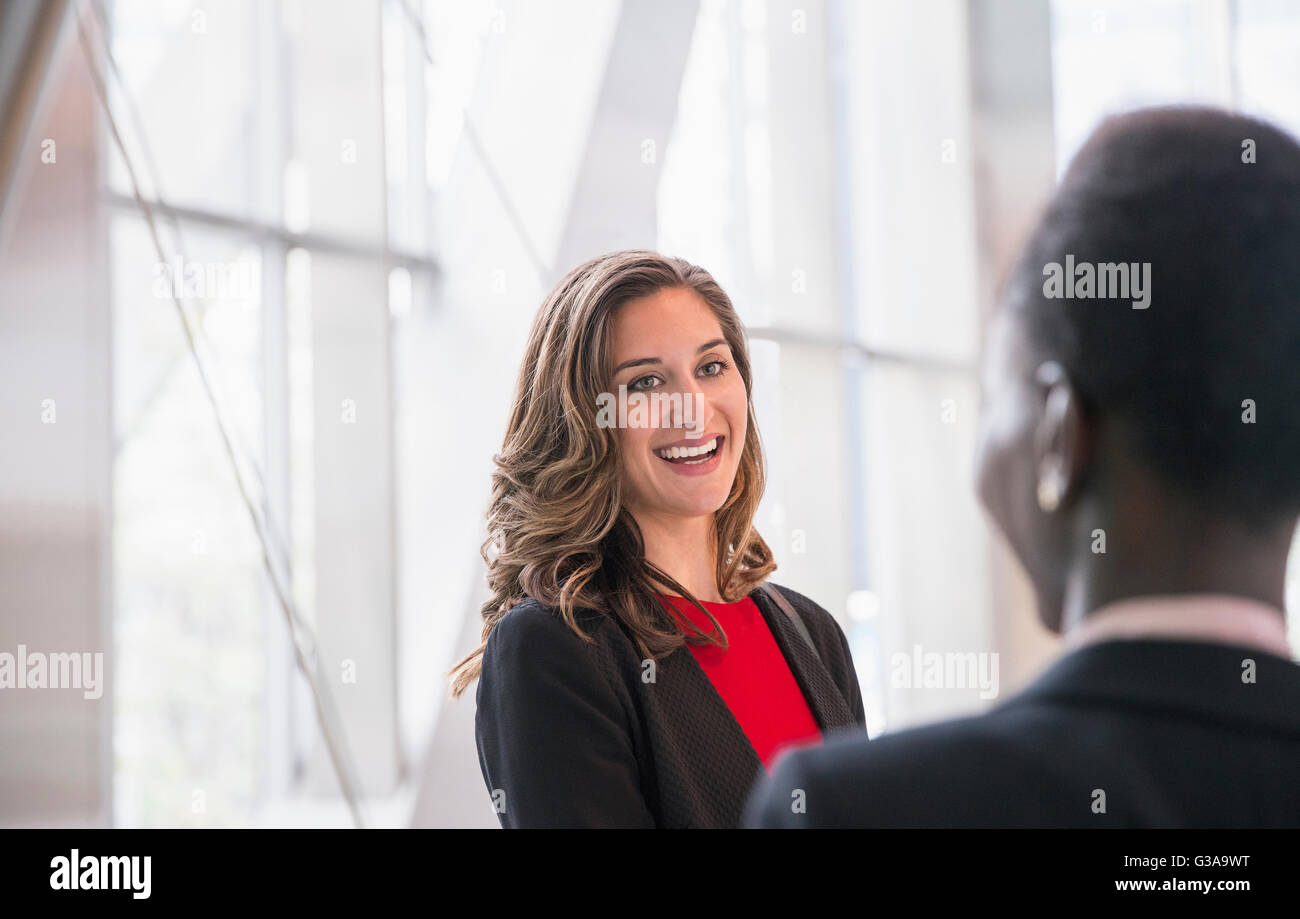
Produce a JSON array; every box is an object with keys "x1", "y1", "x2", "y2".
[{"x1": 1008, "y1": 105, "x2": 1300, "y2": 523}]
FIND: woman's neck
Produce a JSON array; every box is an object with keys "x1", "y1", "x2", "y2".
[{"x1": 631, "y1": 508, "x2": 722, "y2": 603}]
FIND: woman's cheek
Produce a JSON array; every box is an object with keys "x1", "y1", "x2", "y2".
[{"x1": 731, "y1": 389, "x2": 749, "y2": 451}]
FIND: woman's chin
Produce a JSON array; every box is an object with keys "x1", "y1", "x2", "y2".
[
  {"x1": 665, "y1": 498, "x2": 728, "y2": 519},
  {"x1": 645, "y1": 488, "x2": 731, "y2": 520},
  {"x1": 644, "y1": 466, "x2": 736, "y2": 508}
]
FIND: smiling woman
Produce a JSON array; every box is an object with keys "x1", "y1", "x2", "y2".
[
  {"x1": 605, "y1": 286, "x2": 750, "y2": 569},
  {"x1": 448, "y1": 250, "x2": 866, "y2": 828}
]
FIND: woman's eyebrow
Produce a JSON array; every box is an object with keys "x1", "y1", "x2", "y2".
[{"x1": 612, "y1": 338, "x2": 729, "y2": 374}]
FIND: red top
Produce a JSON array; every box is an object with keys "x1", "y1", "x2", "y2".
[{"x1": 658, "y1": 593, "x2": 822, "y2": 770}]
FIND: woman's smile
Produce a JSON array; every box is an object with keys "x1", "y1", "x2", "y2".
[{"x1": 653, "y1": 434, "x2": 726, "y2": 476}]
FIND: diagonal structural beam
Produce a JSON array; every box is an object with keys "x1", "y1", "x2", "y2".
[{"x1": 552, "y1": 0, "x2": 699, "y2": 279}]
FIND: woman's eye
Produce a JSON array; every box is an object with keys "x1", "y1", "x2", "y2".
[
  {"x1": 700, "y1": 360, "x2": 726, "y2": 377},
  {"x1": 631, "y1": 375, "x2": 661, "y2": 391}
]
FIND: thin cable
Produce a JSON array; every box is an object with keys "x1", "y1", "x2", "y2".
[
  {"x1": 87, "y1": 0, "x2": 295, "y2": 582},
  {"x1": 75, "y1": 1, "x2": 367, "y2": 828}
]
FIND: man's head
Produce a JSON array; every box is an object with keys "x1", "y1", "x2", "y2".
[{"x1": 976, "y1": 106, "x2": 1300, "y2": 631}]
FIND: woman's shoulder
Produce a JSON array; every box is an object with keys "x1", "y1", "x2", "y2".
[
  {"x1": 758, "y1": 581, "x2": 864, "y2": 723},
  {"x1": 757, "y1": 580, "x2": 854, "y2": 651},
  {"x1": 757, "y1": 581, "x2": 838, "y2": 627},
  {"x1": 480, "y1": 596, "x2": 642, "y2": 703},
  {"x1": 486, "y1": 596, "x2": 626, "y2": 658}
]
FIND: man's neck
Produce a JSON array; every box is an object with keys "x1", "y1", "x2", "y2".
[{"x1": 1059, "y1": 503, "x2": 1295, "y2": 634}]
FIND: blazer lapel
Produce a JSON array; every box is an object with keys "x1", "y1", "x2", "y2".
[
  {"x1": 663, "y1": 639, "x2": 764, "y2": 772},
  {"x1": 750, "y1": 587, "x2": 857, "y2": 731},
  {"x1": 657, "y1": 637, "x2": 764, "y2": 828},
  {"x1": 654, "y1": 591, "x2": 857, "y2": 826}
]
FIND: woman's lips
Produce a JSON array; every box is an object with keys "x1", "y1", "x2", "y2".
[{"x1": 654, "y1": 434, "x2": 725, "y2": 477}]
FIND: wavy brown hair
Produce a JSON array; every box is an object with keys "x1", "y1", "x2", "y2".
[{"x1": 448, "y1": 250, "x2": 776, "y2": 698}]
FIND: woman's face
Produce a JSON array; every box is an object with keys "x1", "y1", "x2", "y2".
[
  {"x1": 606, "y1": 286, "x2": 748, "y2": 525},
  {"x1": 974, "y1": 311, "x2": 1069, "y2": 631}
]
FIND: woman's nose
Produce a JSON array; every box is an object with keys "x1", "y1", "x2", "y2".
[
  {"x1": 649, "y1": 386, "x2": 708, "y2": 436},
  {"x1": 679, "y1": 386, "x2": 711, "y2": 438}
]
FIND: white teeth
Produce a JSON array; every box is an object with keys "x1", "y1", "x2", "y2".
[{"x1": 655, "y1": 437, "x2": 718, "y2": 460}]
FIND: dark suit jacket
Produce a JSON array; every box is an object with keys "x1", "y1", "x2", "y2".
[
  {"x1": 745, "y1": 637, "x2": 1300, "y2": 827},
  {"x1": 474, "y1": 582, "x2": 867, "y2": 827}
]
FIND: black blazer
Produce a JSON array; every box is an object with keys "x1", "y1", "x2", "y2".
[
  {"x1": 474, "y1": 582, "x2": 866, "y2": 827},
  {"x1": 744, "y1": 637, "x2": 1300, "y2": 827}
]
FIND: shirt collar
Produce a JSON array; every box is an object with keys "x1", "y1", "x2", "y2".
[{"x1": 1065, "y1": 593, "x2": 1292, "y2": 659}]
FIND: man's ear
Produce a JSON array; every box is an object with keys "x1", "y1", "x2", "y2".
[{"x1": 1032, "y1": 361, "x2": 1090, "y2": 511}]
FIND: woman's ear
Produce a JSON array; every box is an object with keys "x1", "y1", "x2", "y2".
[{"x1": 1032, "y1": 361, "x2": 1091, "y2": 513}]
